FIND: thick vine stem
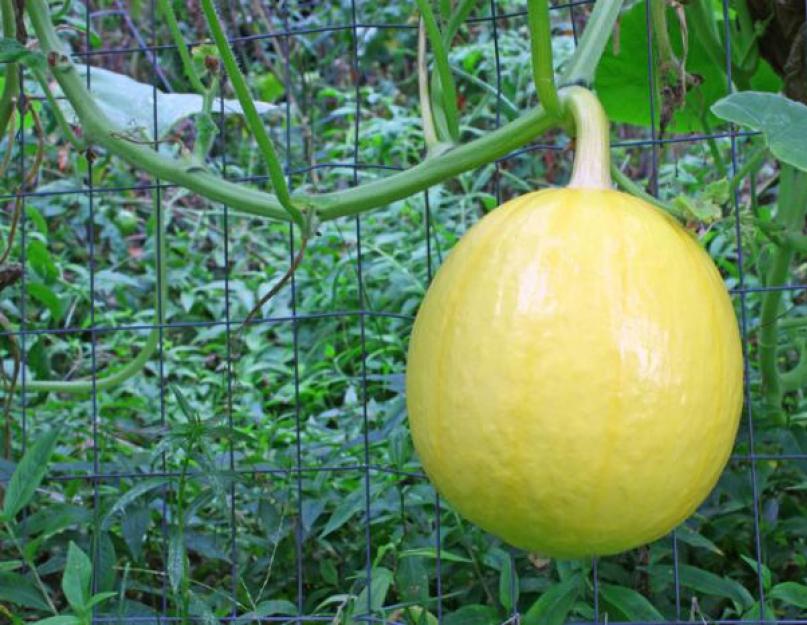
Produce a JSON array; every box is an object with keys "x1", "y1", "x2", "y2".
[
  {"x1": 26, "y1": 0, "x2": 624, "y2": 225},
  {"x1": 560, "y1": 86, "x2": 612, "y2": 189},
  {"x1": 758, "y1": 165, "x2": 807, "y2": 419},
  {"x1": 560, "y1": 0, "x2": 626, "y2": 86},
  {"x1": 527, "y1": 0, "x2": 562, "y2": 119}
]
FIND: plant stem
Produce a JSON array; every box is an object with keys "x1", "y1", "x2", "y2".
[
  {"x1": 527, "y1": 0, "x2": 562, "y2": 118},
  {"x1": 156, "y1": 0, "x2": 206, "y2": 94},
  {"x1": 0, "y1": 0, "x2": 20, "y2": 139},
  {"x1": 27, "y1": 0, "x2": 621, "y2": 225},
  {"x1": 729, "y1": 144, "x2": 767, "y2": 191},
  {"x1": 758, "y1": 165, "x2": 807, "y2": 417},
  {"x1": 650, "y1": 0, "x2": 681, "y2": 78},
  {"x1": 26, "y1": 0, "x2": 289, "y2": 220},
  {"x1": 415, "y1": 0, "x2": 460, "y2": 142},
  {"x1": 32, "y1": 66, "x2": 84, "y2": 148},
  {"x1": 199, "y1": 0, "x2": 303, "y2": 227},
  {"x1": 611, "y1": 162, "x2": 684, "y2": 218},
  {"x1": 418, "y1": 19, "x2": 440, "y2": 150},
  {"x1": 24, "y1": 190, "x2": 168, "y2": 393},
  {"x1": 315, "y1": 105, "x2": 556, "y2": 219},
  {"x1": 561, "y1": 86, "x2": 612, "y2": 189},
  {"x1": 560, "y1": 0, "x2": 626, "y2": 86}
]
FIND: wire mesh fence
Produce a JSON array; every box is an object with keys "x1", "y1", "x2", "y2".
[{"x1": 2, "y1": 0, "x2": 806, "y2": 623}]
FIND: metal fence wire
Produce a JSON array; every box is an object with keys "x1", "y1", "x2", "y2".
[{"x1": 2, "y1": 0, "x2": 807, "y2": 623}]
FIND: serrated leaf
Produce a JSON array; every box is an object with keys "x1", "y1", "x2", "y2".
[
  {"x1": 2, "y1": 427, "x2": 61, "y2": 520},
  {"x1": 0, "y1": 572, "x2": 51, "y2": 610},
  {"x1": 600, "y1": 583, "x2": 663, "y2": 622},
  {"x1": 62, "y1": 541, "x2": 92, "y2": 613},
  {"x1": 522, "y1": 575, "x2": 581, "y2": 625},
  {"x1": 712, "y1": 92, "x2": 807, "y2": 172},
  {"x1": 770, "y1": 582, "x2": 807, "y2": 608}
]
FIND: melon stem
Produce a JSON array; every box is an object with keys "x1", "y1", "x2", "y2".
[{"x1": 561, "y1": 86, "x2": 613, "y2": 190}]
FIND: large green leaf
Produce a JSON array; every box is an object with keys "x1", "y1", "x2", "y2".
[
  {"x1": 522, "y1": 575, "x2": 581, "y2": 625},
  {"x1": 2, "y1": 427, "x2": 61, "y2": 521},
  {"x1": 711, "y1": 92, "x2": 807, "y2": 172},
  {"x1": 0, "y1": 572, "x2": 51, "y2": 610},
  {"x1": 55, "y1": 65, "x2": 282, "y2": 140},
  {"x1": 770, "y1": 582, "x2": 807, "y2": 608},
  {"x1": 594, "y1": 3, "x2": 780, "y2": 132},
  {"x1": 600, "y1": 583, "x2": 664, "y2": 621},
  {"x1": 653, "y1": 564, "x2": 755, "y2": 609},
  {"x1": 62, "y1": 542, "x2": 92, "y2": 614}
]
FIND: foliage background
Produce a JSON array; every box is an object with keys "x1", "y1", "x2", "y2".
[{"x1": 1, "y1": 0, "x2": 806, "y2": 623}]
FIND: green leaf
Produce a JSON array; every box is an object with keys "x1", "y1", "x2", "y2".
[
  {"x1": 21, "y1": 504, "x2": 92, "y2": 538},
  {"x1": 0, "y1": 572, "x2": 51, "y2": 610},
  {"x1": 168, "y1": 527, "x2": 186, "y2": 596},
  {"x1": 522, "y1": 575, "x2": 581, "y2": 625},
  {"x1": 56, "y1": 65, "x2": 281, "y2": 140},
  {"x1": 595, "y1": 3, "x2": 780, "y2": 132},
  {"x1": 442, "y1": 604, "x2": 499, "y2": 625},
  {"x1": 27, "y1": 239, "x2": 59, "y2": 283},
  {"x1": 740, "y1": 554, "x2": 772, "y2": 591},
  {"x1": 498, "y1": 553, "x2": 518, "y2": 613},
  {"x1": 398, "y1": 547, "x2": 472, "y2": 564},
  {"x1": 396, "y1": 555, "x2": 429, "y2": 603},
  {"x1": 600, "y1": 583, "x2": 664, "y2": 622},
  {"x1": 359, "y1": 566, "x2": 393, "y2": 613},
  {"x1": 62, "y1": 541, "x2": 92, "y2": 613},
  {"x1": 673, "y1": 194, "x2": 721, "y2": 224},
  {"x1": 27, "y1": 283, "x2": 64, "y2": 322},
  {"x1": 712, "y1": 92, "x2": 807, "y2": 172},
  {"x1": 29, "y1": 617, "x2": 81, "y2": 625},
  {"x1": 2, "y1": 427, "x2": 61, "y2": 520},
  {"x1": 741, "y1": 601, "x2": 776, "y2": 622},
  {"x1": 236, "y1": 599, "x2": 299, "y2": 621},
  {"x1": 770, "y1": 582, "x2": 807, "y2": 608},
  {"x1": 319, "y1": 491, "x2": 364, "y2": 538},
  {"x1": 100, "y1": 477, "x2": 168, "y2": 529},
  {"x1": 87, "y1": 591, "x2": 117, "y2": 608},
  {"x1": 256, "y1": 72, "x2": 285, "y2": 102},
  {"x1": 0, "y1": 38, "x2": 46, "y2": 68},
  {"x1": 654, "y1": 564, "x2": 755, "y2": 609},
  {"x1": 0, "y1": 560, "x2": 22, "y2": 572},
  {"x1": 674, "y1": 525, "x2": 724, "y2": 555}
]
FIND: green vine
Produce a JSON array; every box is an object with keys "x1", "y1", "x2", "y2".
[
  {"x1": 16, "y1": 0, "x2": 628, "y2": 395},
  {"x1": 527, "y1": 0, "x2": 562, "y2": 119}
]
